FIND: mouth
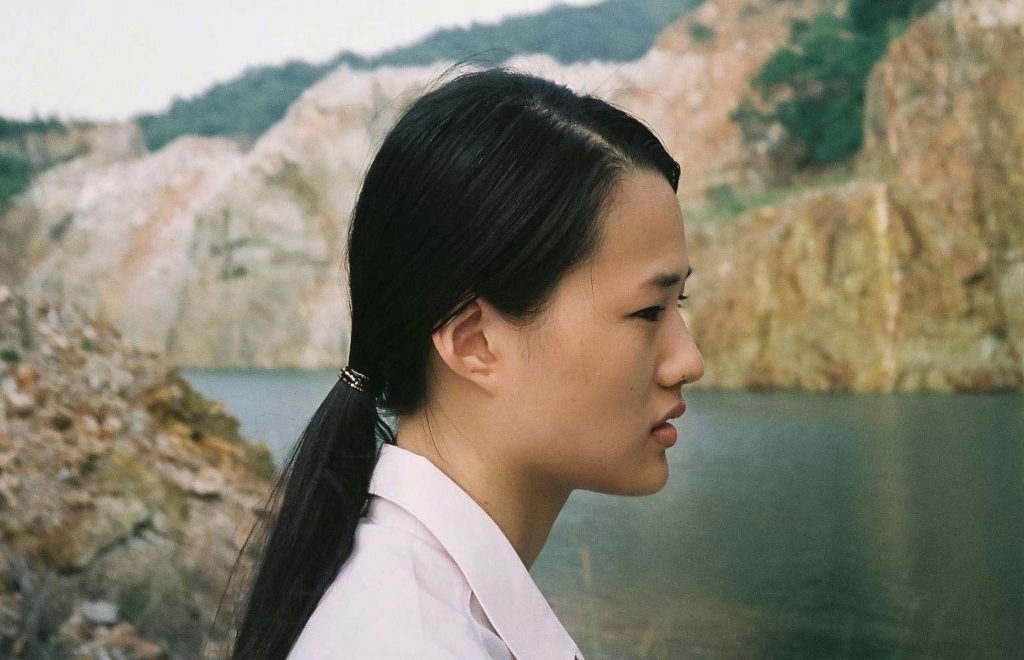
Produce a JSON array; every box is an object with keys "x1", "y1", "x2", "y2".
[
  {"x1": 651, "y1": 400, "x2": 686, "y2": 431},
  {"x1": 650, "y1": 420, "x2": 678, "y2": 447}
]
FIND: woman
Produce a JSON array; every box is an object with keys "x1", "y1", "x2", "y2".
[{"x1": 227, "y1": 65, "x2": 704, "y2": 659}]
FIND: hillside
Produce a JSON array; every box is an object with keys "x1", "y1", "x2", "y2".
[
  {"x1": 133, "y1": 0, "x2": 703, "y2": 151},
  {"x1": 0, "y1": 283, "x2": 274, "y2": 657},
  {"x1": 686, "y1": 0, "x2": 1024, "y2": 392},
  {"x1": 2, "y1": 0, "x2": 1019, "y2": 392},
  {"x1": 0, "y1": 118, "x2": 145, "y2": 214}
]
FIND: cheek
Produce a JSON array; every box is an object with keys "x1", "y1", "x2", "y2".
[
  {"x1": 556, "y1": 321, "x2": 644, "y2": 423},
  {"x1": 512, "y1": 319, "x2": 600, "y2": 439}
]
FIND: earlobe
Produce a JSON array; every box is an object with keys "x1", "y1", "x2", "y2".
[{"x1": 430, "y1": 297, "x2": 499, "y2": 394}]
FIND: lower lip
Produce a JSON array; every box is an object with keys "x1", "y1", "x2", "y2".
[{"x1": 650, "y1": 422, "x2": 677, "y2": 448}]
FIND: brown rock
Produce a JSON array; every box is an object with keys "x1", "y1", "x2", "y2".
[
  {"x1": 687, "y1": 0, "x2": 1024, "y2": 392},
  {"x1": 0, "y1": 285, "x2": 273, "y2": 655},
  {"x1": 58, "y1": 610, "x2": 88, "y2": 647}
]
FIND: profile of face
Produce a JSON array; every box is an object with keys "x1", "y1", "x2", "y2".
[{"x1": 426, "y1": 168, "x2": 704, "y2": 499}]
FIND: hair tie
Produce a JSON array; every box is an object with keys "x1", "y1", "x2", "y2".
[{"x1": 338, "y1": 365, "x2": 370, "y2": 393}]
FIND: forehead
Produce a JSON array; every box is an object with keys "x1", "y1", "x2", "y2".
[{"x1": 585, "y1": 169, "x2": 688, "y2": 289}]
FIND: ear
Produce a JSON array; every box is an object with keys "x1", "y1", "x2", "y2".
[{"x1": 431, "y1": 296, "x2": 501, "y2": 396}]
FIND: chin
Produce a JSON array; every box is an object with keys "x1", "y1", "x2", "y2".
[
  {"x1": 603, "y1": 454, "x2": 670, "y2": 496},
  {"x1": 634, "y1": 465, "x2": 670, "y2": 496}
]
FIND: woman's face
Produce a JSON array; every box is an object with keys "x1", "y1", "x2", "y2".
[{"x1": 496, "y1": 168, "x2": 704, "y2": 496}]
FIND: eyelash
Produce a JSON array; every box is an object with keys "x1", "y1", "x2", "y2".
[{"x1": 636, "y1": 294, "x2": 689, "y2": 322}]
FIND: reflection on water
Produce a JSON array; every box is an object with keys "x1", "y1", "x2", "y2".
[{"x1": 181, "y1": 369, "x2": 1024, "y2": 659}]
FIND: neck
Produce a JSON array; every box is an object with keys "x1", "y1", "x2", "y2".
[{"x1": 394, "y1": 411, "x2": 571, "y2": 570}]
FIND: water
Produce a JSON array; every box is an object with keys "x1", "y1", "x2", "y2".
[
  {"x1": 180, "y1": 368, "x2": 340, "y2": 465},
  {"x1": 180, "y1": 369, "x2": 1024, "y2": 659}
]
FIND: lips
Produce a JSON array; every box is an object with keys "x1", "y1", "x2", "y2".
[{"x1": 652, "y1": 400, "x2": 686, "y2": 430}]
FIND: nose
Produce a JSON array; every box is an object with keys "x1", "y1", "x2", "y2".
[{"x1": 659, "y1": 312, "x2": 704, "y2": 388}]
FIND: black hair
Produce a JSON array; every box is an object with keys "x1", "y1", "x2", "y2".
[{"x1": 221, "y1": 63, "x2": 681, "y2": 659}]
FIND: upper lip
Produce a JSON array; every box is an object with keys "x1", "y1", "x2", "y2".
[{"x1": 653, "y1": 400, "x2": 686, "y2": 429}]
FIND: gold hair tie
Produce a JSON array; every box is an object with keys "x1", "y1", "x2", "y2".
[{"x1": 338, "y1": 365, "x2": 370, "y2": 393}]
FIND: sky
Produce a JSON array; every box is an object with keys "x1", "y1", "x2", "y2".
[{"x1": 2, "y1": 0, "x2": 604, "y2": 123}]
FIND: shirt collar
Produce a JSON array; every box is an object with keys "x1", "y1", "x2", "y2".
[{"x1": 368, "y1": 442, "x2": 584, "y2": 660}]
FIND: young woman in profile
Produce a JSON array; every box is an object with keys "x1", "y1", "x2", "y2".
[{"x1": 225, "y1": 65, "x2": 704, "y2": 659}]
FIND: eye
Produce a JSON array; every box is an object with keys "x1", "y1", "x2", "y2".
[{"x1": 635, "y1": 294, "x2": 688, "y2": 322}]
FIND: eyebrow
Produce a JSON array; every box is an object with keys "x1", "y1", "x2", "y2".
[{"x1": 640, "y1": 265, "x2": 693, "y2": 290}]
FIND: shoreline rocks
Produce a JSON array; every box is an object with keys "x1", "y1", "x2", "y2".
[{"x1": 0, "y1": 284, "x2": 275, "y2": 658}]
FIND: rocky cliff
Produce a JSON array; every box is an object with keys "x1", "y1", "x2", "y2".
[
  {"x1": 685, "y1": 0, "x2": 1024, "y2": 391},
  {"x1": 165, "y1": 68, "x2": 438, "y2": 367},
  {"x1": 5, "y1": 137, "x2": 244, "y2": 355},
  {"x1": 0, "y1": 121, "x2": 149, "y2": 288},
  {"x1": 0, "y1": 284, "x2": 274, "y2": 658},
  {"x1": 1, "y1": 0, "x2": 1019, "y2": 391},
  {"x1": 614, "y1": 0, "x2": 833, "y2": 205},
  {"x1": 0, "y1": 0, "x2": 823, "y2": 370}
]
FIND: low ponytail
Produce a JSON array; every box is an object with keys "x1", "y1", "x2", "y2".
[{"x1": 225, "y1": 361, "x2": 392, "y2": 659}]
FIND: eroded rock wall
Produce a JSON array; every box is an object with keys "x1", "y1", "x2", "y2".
[
  {"x1": 0, "y1": 284, "x2": 274, "y2": 657},
  {"x1": 686, "y1": 0, "x2": 1024, "y2": 392}
]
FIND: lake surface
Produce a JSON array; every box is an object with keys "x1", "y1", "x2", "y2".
[{"x1": 181, "y1": 368, "x2": 1024, "y2": 659}]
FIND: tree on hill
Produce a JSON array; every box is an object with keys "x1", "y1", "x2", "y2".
[
  {"x1": 730, "y1": 0, "x2": 942, "y2": 173},
  {"x1": 0, "y1": 115, "x2": 74, "y2": 212},
  {"x1": 134, "y1": 0, "x2": 703, "y2": 152}
]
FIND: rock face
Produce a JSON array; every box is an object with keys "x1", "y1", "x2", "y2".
[
  {"x1": 686, "y1": 0, "x2": 1024, "y2": 392},
  {"x1": 0, "y1": 0, "x2": 1020, "y2": 391},
  {"x1": 0, "y1": 0, "x2": 825, "y2": 370},
  {"x1": 857, "y1": 0, "x2": 1024, "y2": 386},
  {"x1": 166, "y1": 67, "x2": 436, "y2": 367},
  {"x1": 0, "y1": 121, "x2": 149, "y2": 288},
  {"x1": 612, "y1": 0, "x2": 831, "y2": 205},
  {"x1": 0, "y1": 284, "x2": 274, "y2": 657},
  {"x1": 0, "y1": 64, "x2": 463, "y2": 368},
  {"x1": 7, "y1": 137, "x2": 244, "y2": 355}
]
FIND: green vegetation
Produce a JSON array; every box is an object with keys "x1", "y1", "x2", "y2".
[
  {"x1": 134, "y1": 0, "x2": 704, "y2": 151},
  {"x1": 0, "y1": 115, "x2": 94, "y2": 212},
  {"x1": 739, "y1": 4, "x2": 762, "y2": 20},
  {"x1": 731, "y1": 0, "x2": 942, "y2": 169},
  {"x1": 246, "y1": 442, "x2": 278, "y2": 480},
  {"x1": 49, "y1": 213, "x2": 74, "y2": 241},
  {"x1": 687, "y1": 165, "x2": 857, "y2": 227},
  {"x1": 702, "y1": 183, "x2": 746, "y2": 217},
  {"x1": 0, "y1": 115, "x2": 69, "y2": 139},
  {"x1": 136, "y1": 60, "x2": 324, "y2": 152},
  {"x1": 366, "y1": 0, "x2": 703, "y2": 67},
  {"x1": 730, "y1": 97, "x2": 770, "y2": 144},
  {"x1": 686, "y1": 20, "x2": 716, "y2": 43},
  {"x1": 904, "y1": 80, "x2": 924, "y2": 101},
  {"x1": 0, "y1": 153, "x2": 32, "y2": 212}
]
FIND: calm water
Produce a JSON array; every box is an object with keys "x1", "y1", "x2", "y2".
[{"x1": 181, "y1": 368, "x2": 1024, "y2": 659}]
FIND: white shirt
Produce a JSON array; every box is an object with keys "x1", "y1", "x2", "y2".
[{"x1": 287, "y1": 442, "x2": 586, "y2": 659}]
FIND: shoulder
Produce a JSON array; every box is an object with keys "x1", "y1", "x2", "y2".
[{"x1": 287, "y1": 520, "x2": 509, "y2": 659}]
